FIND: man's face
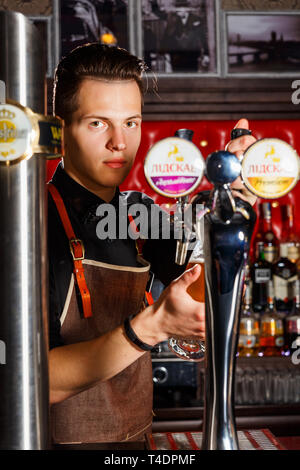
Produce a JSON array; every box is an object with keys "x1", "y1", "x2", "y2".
[{"x1": 63, "y1": 78, "x2": 142, "y2": 199}]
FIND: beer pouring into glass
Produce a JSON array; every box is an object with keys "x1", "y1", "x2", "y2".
[{"x1": 144, "y1": 129, "x2": 207, "y2": 361}]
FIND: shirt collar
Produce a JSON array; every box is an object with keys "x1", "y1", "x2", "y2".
[{"x1": 50, "y1": 162, "x2": 121, "y2": 221}]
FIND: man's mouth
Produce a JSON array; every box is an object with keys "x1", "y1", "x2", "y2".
[{"x1": 103, "y1": 158, "x2": 127, "y2": 169}]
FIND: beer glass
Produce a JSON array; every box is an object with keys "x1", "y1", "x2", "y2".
[{"x1": 168, "y1": 237, "x2": 206, "y2": 362}]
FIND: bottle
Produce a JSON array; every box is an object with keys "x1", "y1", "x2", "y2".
[
  {"x1": 251, "y1": 241, "x2": 272, "y2": 314},
  {"x1": 259, "y1": 280, "x2": 285, "y2": 357},
  {"x1": 285, "y1": 279, "x2": 300, "y2": 355},
  {"x1": 261, "y1": 202, "x2": 279, "y2": 263},
  {"x1": 281, "y1": 204, "x2": 300, "y2": 262},
  {"x1": 272, "y1": 242, "x2": 298, "y2": 315},
  {"x1": 238, "y1": 284, "x2": 260, "y2": 357},
  {"x1": 251, "y1": 203, "x2": 264, "y2": 261}
]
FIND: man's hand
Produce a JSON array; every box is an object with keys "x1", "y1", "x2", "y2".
[
  {"x1": 226, "y1": 118, "x2": 257, "y2": 206},
  {"x1": 50, "y1": 265, "x2": 205, "y2": 405},
  {"x1": 132, "y1": 264, "x2": 205, "y2": 345}
]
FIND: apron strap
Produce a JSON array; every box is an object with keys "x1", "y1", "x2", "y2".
[
  {"x1": 48, "y1": 182, "x2": 155, "y2": 313},
  {"x1": 128, "y1": 214, "x2": 154, "y2": 306},
  {"x1": 48, "y1": 182, "x2": 93, "y2": 318}
]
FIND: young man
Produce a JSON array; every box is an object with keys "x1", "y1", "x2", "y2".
[{"x1": 48, "y1": 43, "x2": 256, "y2": 445}]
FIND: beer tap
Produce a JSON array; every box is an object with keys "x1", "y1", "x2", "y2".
[
  {"x1": 173, "y1": 129, "x2": 199, "y2": 266},
  {"x1": 144, "y1": 129, "x2": 300, "y2": 448},
  {"x1": 199, "y1": 149, "x2": 257, "y2": 450}
]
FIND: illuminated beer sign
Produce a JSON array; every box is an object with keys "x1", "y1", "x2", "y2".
[
  {"x1": 144, "y1": 137, "x2": 205, "y2": 198},
  {"x1": 0, "y1": 104, "x2": 35, "y2": 163},
  {"x1": 0, "y1": 102, "x2": 62, "y2": 165},
  {"x1": 241, "y1": 138, "x2": 300, "y2": 199}
]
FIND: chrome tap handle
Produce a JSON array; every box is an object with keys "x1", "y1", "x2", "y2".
[{"x1": 205, "y1": 150, "x2": 251, "y2": 223}]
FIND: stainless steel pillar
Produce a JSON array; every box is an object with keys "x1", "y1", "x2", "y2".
[
  {"x1": 0, "y1": 11, "x2": 60, "y2": 446},
  {"x1": 0, "y1": 155, "x2": 49, "y2": 449},
  {"x1": 0, "y1": 10, "x2": 46, "y2": 113}
]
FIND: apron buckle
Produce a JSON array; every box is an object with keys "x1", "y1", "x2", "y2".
[{"x1": 69, "y1": 238, "x2": 85, "y2": 261}]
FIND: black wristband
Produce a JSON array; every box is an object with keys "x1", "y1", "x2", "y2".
[
  {"x1": 230, "y1": 128, "x2": 252, "y2": 140},
  {"x1": 124, "y1": 315, "x2": 154, "y2": 351}
]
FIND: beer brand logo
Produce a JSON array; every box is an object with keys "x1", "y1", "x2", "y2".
[
  {"x1": 264, "y1": 145, "x2": 280, "y2": 163},
  {"x1": 0, "y1": 104, "x2": 33, "y2": 163},
  {"x1": 241, "y1": 138, "x2": 300, "y2": 199},
  {"x1": 0, "y1": 108, "x2": 17, "y2": 156},
  {"x1": 144, "y1": 137, "x2": 204, "y2": 198},
  {"x1": 168, "y1": 144, "x2": 184, "y2": 162},
  {"x1": 50, "y1": 125, "x2": 62, "y2": 142}
]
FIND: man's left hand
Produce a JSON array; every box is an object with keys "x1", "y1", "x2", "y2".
[{"x1": 226, "y1": 118, "x2": 257, "y2": 206}]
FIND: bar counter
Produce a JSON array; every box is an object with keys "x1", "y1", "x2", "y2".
[{"x1": 53, "y1": 434, "x2": 300, "y2": 451}]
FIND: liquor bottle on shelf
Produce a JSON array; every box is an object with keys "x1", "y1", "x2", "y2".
[
  {"x1": 272, "y1": 242, "x2": 298, "y2": 316},
  {"x1": 259, "y1": 280, "x2": 285, "y2": 357},
  {"x1": 261, "y1": 202, "x2": 279, "y2": 263},
  {"x1": 251, "y1": 202, "x2": 264, "y2": 261},
  {"x1": 238, "y1": 284, "x2": 260, "y2": 357},
  {"x1": 281, "y1": 204, "x2": 300, "y2": 262},
  {"x1": 251, "y1": 241, "x2": 272, "y2": 314},
  {"x1": 285, "y1": 279, "x2": 300, "y2": 356}
]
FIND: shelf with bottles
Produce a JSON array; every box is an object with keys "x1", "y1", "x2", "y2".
[
  {"x1": 241, "y1": 200, "x2": 300, "y2": 358},
  {"x1": 251, "y1": 200, "x2": 300, "y2": 265},
  {"x1": 238, "y1": 278, "x2": 300, "y2": 359}
]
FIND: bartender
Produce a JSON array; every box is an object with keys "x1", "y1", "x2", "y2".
[{"x1": 48, "y1": 42, "x2": 256, "y2": 444}]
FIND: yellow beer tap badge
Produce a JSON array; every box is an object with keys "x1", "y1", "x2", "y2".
[{"x1": 241, "y1": 138, "x2": 300, "y2": 199}]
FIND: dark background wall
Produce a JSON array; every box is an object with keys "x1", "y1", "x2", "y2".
[{"x1": 0, "y1": 0, "x2": 299, "y2": 120}]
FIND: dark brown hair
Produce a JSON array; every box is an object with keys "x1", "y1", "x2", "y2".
[{"x1": 53, "y1": 43, "x2": 147, "y2": 124}]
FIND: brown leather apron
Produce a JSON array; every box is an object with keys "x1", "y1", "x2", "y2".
[{"x1": 49, "y1": 186, "x2": 154, "y2": 444}]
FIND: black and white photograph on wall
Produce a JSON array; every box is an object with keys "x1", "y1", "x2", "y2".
[
  {"x1": 60, "y1": 0, "x2": 128, "y2": 57},
  {"x1": 142, "y1": 0, "x2": 217, "y2": 74},
  {"x1": 227, "y1": 13, "x2": 300, "y2": 75}
]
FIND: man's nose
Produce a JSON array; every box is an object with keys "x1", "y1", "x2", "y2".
[{"x1": 107, "y1": 127, "x2": 126, "y2": 151}]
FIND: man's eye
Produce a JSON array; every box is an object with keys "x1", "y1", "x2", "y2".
[
  {"x1": 90, "y1": 121, "x2": 105, "y2": 128},
  {"x1": 126, "y1": 121, "x2": 138, "y2": 128}
]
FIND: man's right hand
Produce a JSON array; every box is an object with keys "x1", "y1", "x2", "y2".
[
  {"x1": 50, "y1": 265, "x2": 205, "y2": 404},
  {"x1": 131, "y1": 264, "x2": 205, "y2": 346}
]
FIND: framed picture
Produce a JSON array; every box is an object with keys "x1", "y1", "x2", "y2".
[
  {"x1": 141, "y1": 0, "x2": 219, "y2": 75},
  {"x1": 222, "y1": 11, "x2": 300, "y2": 77},
  {"x1": 60, "y1": 0, "x2": 129, "y2": 58}
]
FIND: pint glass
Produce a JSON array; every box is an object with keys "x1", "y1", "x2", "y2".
[{"x1": 168, "y1": 234, "x2": 206, "y2": 361}]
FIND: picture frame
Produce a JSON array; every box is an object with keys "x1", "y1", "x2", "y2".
[
  {"x1": 58, "y1": 0, "x2": 220, "y2": 77},
  {"x1": 140, "y1": 0, "x2": 220, "y2": 77},
  {"x1": 60, "y1": 0, "x2": 130, "y2": 59},
  {"x1": 221, "y1": 9, "x2": 300, "y2": 77}
]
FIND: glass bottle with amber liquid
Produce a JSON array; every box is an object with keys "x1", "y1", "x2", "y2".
[
  {"x1": 261, "y1": 202, "x2": 279, "y2": 264},
  {"x1": 259, "y1": 280, "x2": 285, "y2": 357},
  {"x1": 251, "y1": 241, "x2": 272, "y2": 314},
  {"x1": 273, "y1": 242, "x2": 298, "y2": 316},
  {"x1": 238, "y1": 284, "x2": 260, "y2": 357},
  {"x1": 251, "y1": 203, "x2": 264, "y2": 262},
  {"x1": 285, "y1": 279, "x2": 300, "y2": 356},
  {"x1": 281, "y1": 204, "x2": 300, "y2": 262}
]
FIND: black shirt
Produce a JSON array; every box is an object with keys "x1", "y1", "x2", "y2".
[{"x1": 48, "y1": 163, "x2": 189, "y2": 349}]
